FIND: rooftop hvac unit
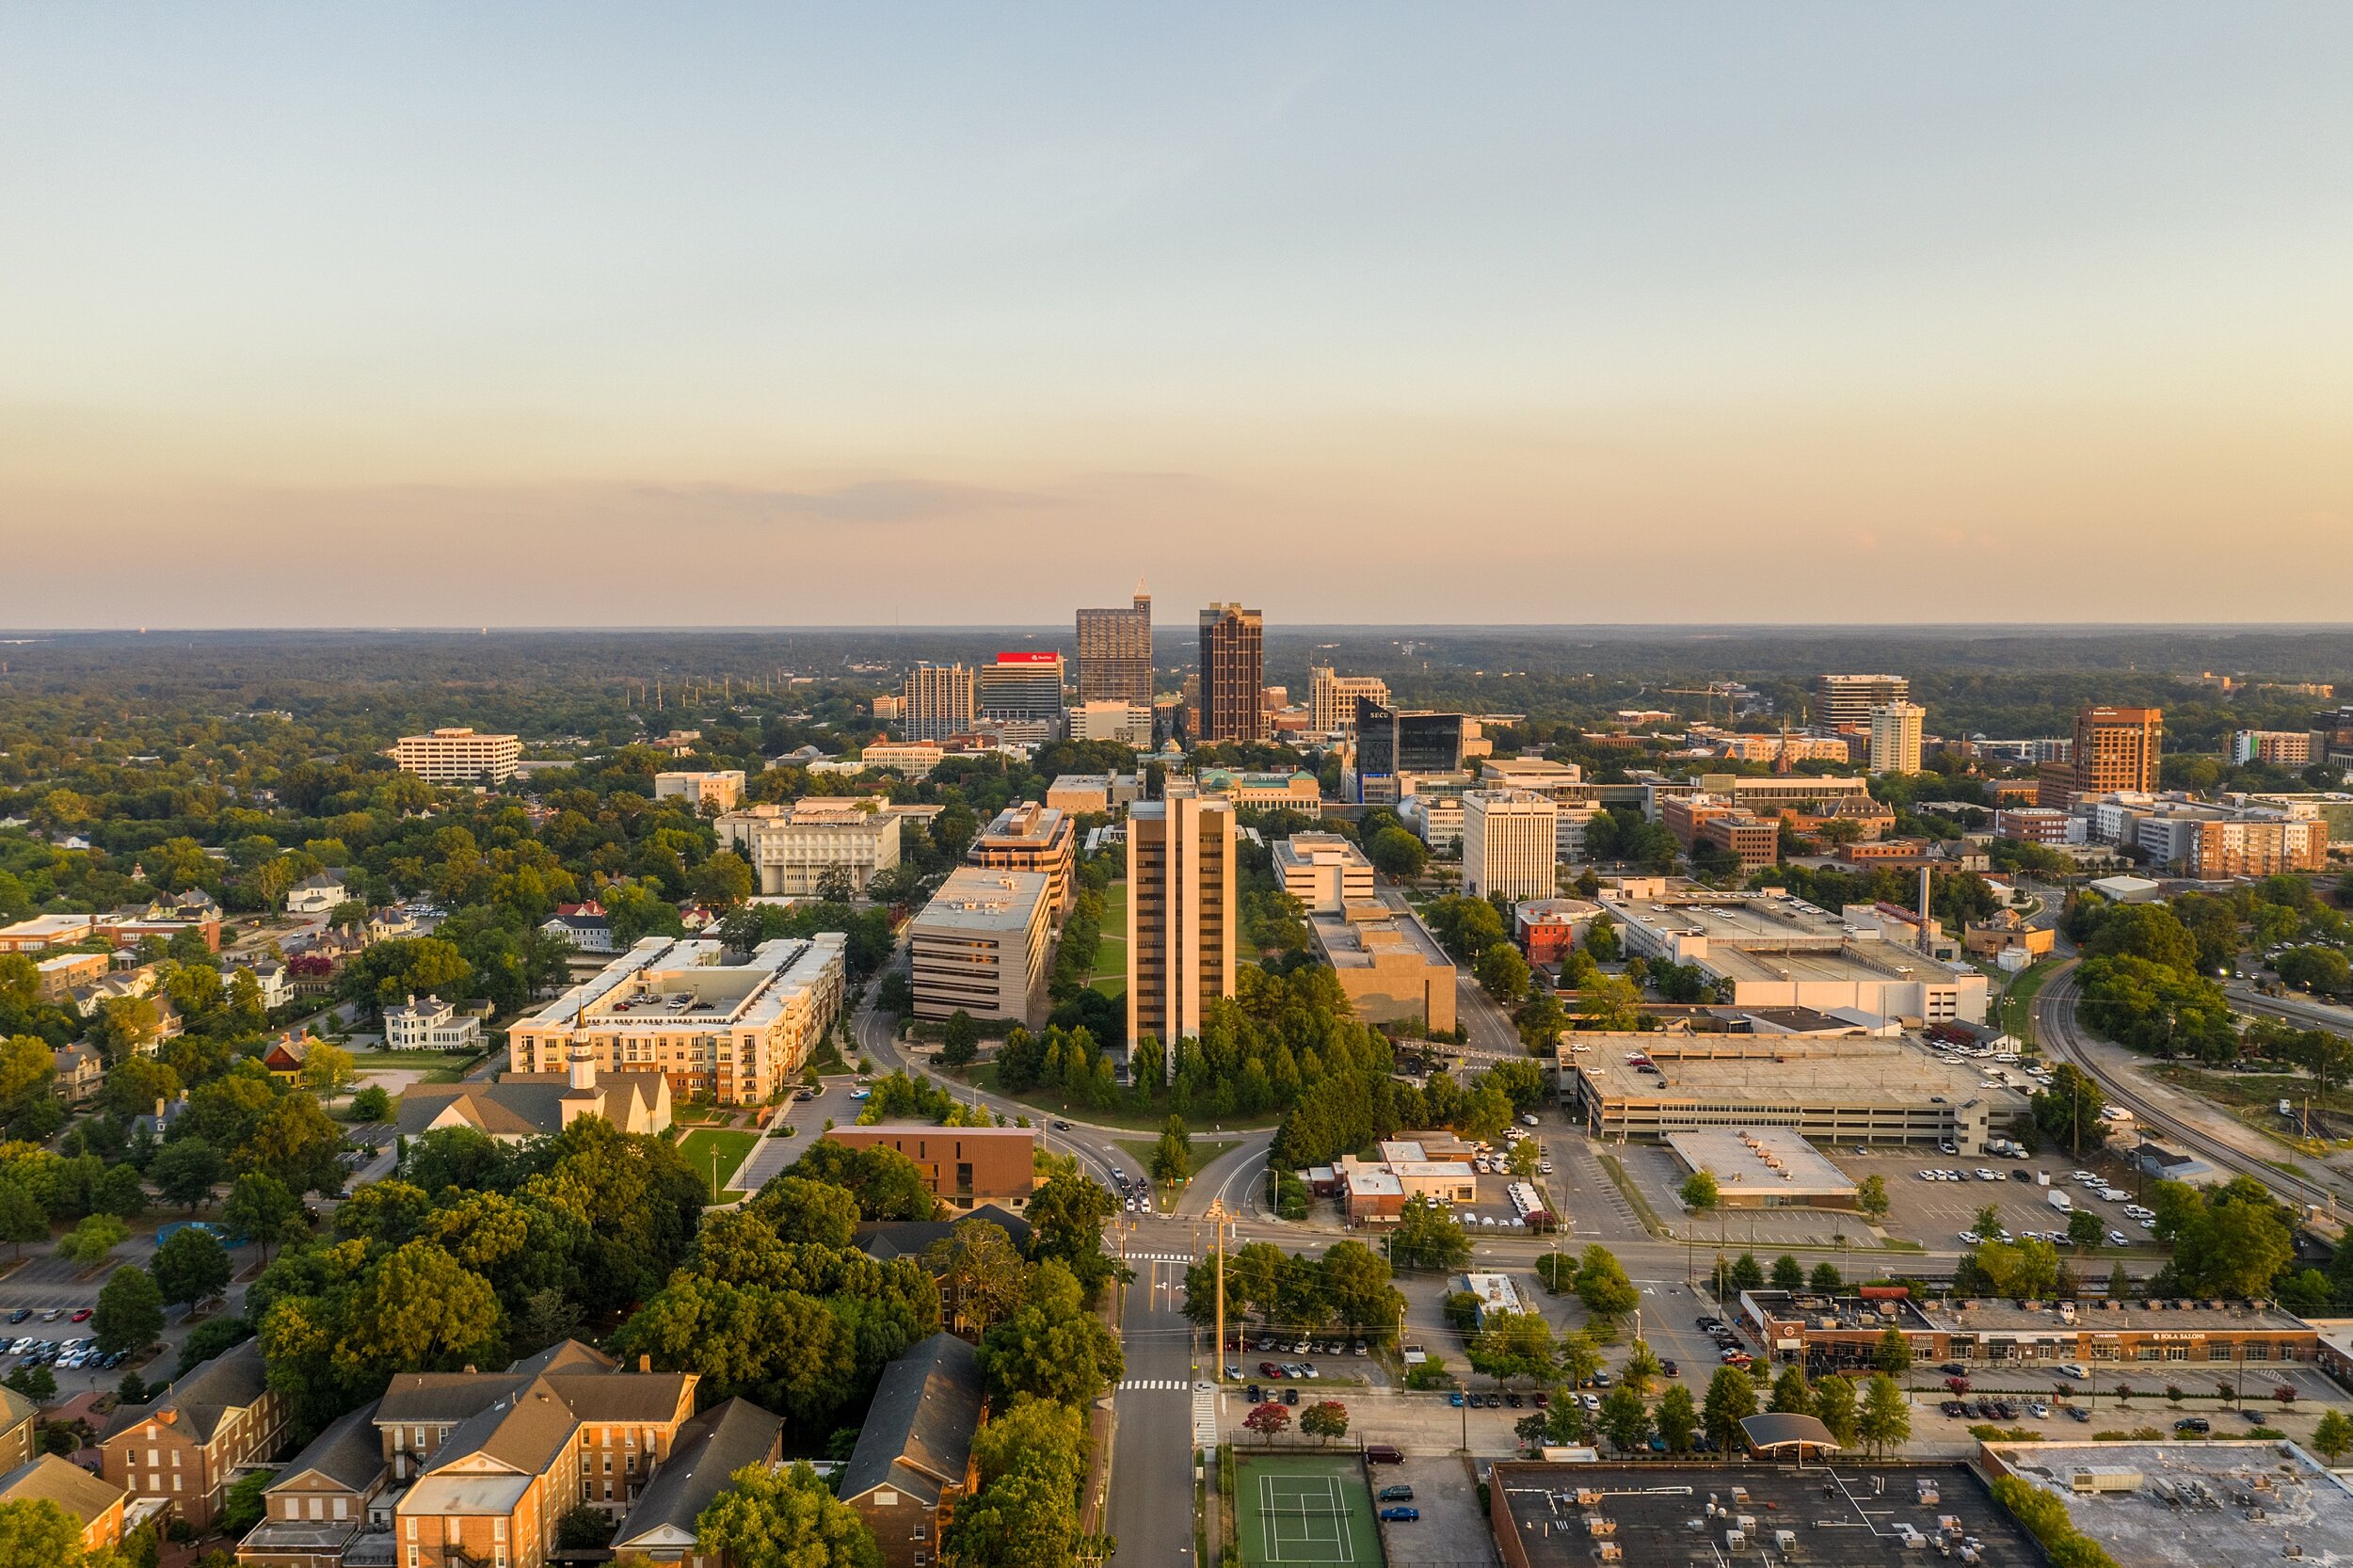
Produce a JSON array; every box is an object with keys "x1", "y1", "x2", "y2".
[{"x1": 1774, "y1": 1530, "x2": 1798, "y2": 1549}]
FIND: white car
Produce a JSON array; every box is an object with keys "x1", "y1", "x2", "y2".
[
  {"x1": 2108, "y1": 1230, "x2": 2128, "y2": 1246},
  {"x1": 2138, "y1": 1217, "x2": 2156, "y2": 1230},
  {"x1": 2029, "y1": 1402, "x2": 2050, "y2": 1418},
  {"x1": 1958, "y1": 1230, "x2": 1983, "y2": 1245},
  {"x1": 2059, "y1": 1363, "x2": 2089, "y2": 1380},
  {"x1": 1976, "y1": 1168, "x2": 2001, "y2": 1181}
]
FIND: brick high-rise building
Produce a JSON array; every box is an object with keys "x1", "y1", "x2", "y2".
[
  {"x1": 2071, "y1": 706, "x2": 2163, "y2": 801},
  {"x1": 1196, "y1": 603, "x2": 1266, "y2": 744},
  {"x1": 1127, "y1": 789, "x2": 1236, "y2": 1064},
  {"x1": 1076, "y1": 582, "x2": 1154, "y2": 706}
]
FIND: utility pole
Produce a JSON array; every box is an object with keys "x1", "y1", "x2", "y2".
[{"x1": 1209, "y1": 1198, "x2": 1230, "y2": 1384}]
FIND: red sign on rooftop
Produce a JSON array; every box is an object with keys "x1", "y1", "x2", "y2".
[{"x1": 994, "y1": 651, "x2": 1061, "y2": 664}]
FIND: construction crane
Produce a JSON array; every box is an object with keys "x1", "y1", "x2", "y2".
[{"x1": 1659, "y1": 681, "x2": 1746, "y2": 724}]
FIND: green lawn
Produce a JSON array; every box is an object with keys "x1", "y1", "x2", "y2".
[
  {"x1": 347, "y1": 1048, "x2": 488, "y2": 1083},
  {"x1": 961, "y1": 1064, "x2": 1282, "y2": 1134},
  {"x1": 2000, "y1": 957, "x2": 2062, "y2": 1048},
  {"x1": 677, "y1": 1128, "x2": 761, "y2": 1201},
  {"x1": 1114, "y1": 1137, "x2": 1241, "y2": 1202}
]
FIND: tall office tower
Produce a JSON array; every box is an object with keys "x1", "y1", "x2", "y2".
[
  {"x1": 1815, "y1": 674, "x2": 1911, "y2": 728},
  {"x1": 1196, "y1": 603, "x2": 1266, "y2": 744},
  {"x1": 902, "y1": 662, "x2": 975, "y2": 743},
  {"x1": 1351, "y1": 699, "x2": 1466, "y2": 802},
  {"x1": 1461, "y1": 790, "x2": 1559, "y2": 902},
  {"x1": 977, "y1": 651, "x2": 1067, "y2": 734},
  {"x1": 2073, "y1": 706, "x2": 2164, "y2": 797},
  {"x1": 1076, "y1": 581, "x2": 1155, "y2": 705},
  {"x1": 1126, "y1": 790, "x2": 1236, "y2": 1070},
  {"x1": 1309, "y1": 666, "x2": 1389, "y2": 736},
  {"x1": 1868, "y1": 701, "x2": 1926, "y2": 775}
]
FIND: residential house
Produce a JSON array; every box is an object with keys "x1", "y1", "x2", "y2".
[
  {"x1": 381, "y1": 995, "x2": 484, "y2": 1052},
  {"x1": 606, "y1": 1399, "x2": 785, "y2": 1563},
  {"x1": 226, "y1": 957, "x2": 294, "y2": 1011},
  {"x1": 285, "y1": 874, "x2": 349, "y2": 916},
  {"x1": 541, "y1": 902, "x2": 616, "y2": 954},
  {"x1": 99, "y1": 1339, "x2": 290, "y2": 1532},
  {"x1": 0, "y1": 1454, "x2": 126, "y2": 1556},
  {"x1": 0, "y1": 1386, "x2": 37, "y2": 1473},
  {"x1": 852, "y1": 1205, "x2": 1033, "y2": 1264},
  {"x1": 68, "y1": 964, "x2": 160, "y2": 1019},
  {"x1": 262, "y1": 1034, "x2": 312, "y2": 1083},
  {"x1": 51, "y1": 1043, "x2": 104, "y2": 1105},
  {"x1": 839, "y1": 1334, "x2": 985, "y2": 1568},
  {"x1": 232, "y1": 1401, "x2": 388, "y2": 1568}
]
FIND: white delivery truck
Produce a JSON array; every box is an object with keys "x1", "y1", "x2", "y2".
[{"x1": 2048, "y1": 1189, "x2": 2074, "y2": 1214}]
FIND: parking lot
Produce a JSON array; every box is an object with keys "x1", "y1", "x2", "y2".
[
  {"x1": 1374, "y1": 1454, "x2": 1497, "y2": 1567},
  {"x1": 1835, "y1": 1146, "x2": 2164, "y2": 1255}
]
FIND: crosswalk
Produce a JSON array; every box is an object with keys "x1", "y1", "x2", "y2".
[
  {"x1": 1117, "y1": 1378, "x2": 1194, "y2": 1391},
  {"x1": 1125, "y1": 1253, "x2": 1197, "y2": 1264},
  {"x1": 1193, "y1": 1383, "x2": 1219, "y2": 1448}
]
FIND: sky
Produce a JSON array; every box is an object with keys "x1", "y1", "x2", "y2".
[{"x1": 4, "y1": 4, "x2": 2352, "y2": 628}]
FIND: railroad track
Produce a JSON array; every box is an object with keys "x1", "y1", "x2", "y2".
[{"x1": 2036, "y1": 961, "x2": 2341, "y2": 1210}]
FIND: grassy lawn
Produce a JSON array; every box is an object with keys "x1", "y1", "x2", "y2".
[
  {"x1": 959, "y1": 1064, "x2": 1282, "y2": 1134},
  {"x1": 677, "y1": 1128, "x2": 761, "y2": 1201},
  {"x1": 1113, "y1": 1137, "x2": 1241, "y2": 1201},
  {"x1": 2151, "y1": 1063, "x2": 2348, "y2": 1151},
  {"x1": 1088, "y1": 880, "x2": 1128, "y2": 998},
  {"x1": 347, "y1": 1048, "x2": 488, "y2": 1083},
  {"x1": 1999, "y1": 958, "x2": 2061, "y2": 1048}
]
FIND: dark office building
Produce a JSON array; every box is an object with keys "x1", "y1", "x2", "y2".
[
  {"x1": 1076, "y1": 582, "x2": 1154, "y2": 706},
  {"x1": 1196, "y1": 602, "x2": 1265, "y2": 744},
  {"x1": 1354, "y1": 700, "x2": 1466, "y2": 791}
]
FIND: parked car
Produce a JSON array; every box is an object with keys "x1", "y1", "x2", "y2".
[
  {"x1": 1378, "y1": 1485, "x2": 1415, "y2": 1502},
  {"x1": 2066, "y1": 1405, "x2": 2091, "y2": 1422},
  {"x1": 1364, "y1": 1445, "x2": 1404, "y2": 1464},
  {"x1": 1379, "y1": 1508, "x2": 1421, "y2": 1523},
  {"x1": 1283, "y1": 1388, "x2": 1299, "y2": 1406},
  {"x1": 2175, "y1": 1417, "x2": 2210, "y2": 1434},
  {"x1": 1660, "y1": 1360, "x2": 1679, "y2": 1378},
  {"x1": 1449, "y1": 1391, "x2": 1465, "y2": 1407}
]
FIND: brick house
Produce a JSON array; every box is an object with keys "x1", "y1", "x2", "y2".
[
  {"x1": 839, "y1": 1334, "x2": 985, "y2": 1568},
  {"x1": 99, "y1": 1339, "x2": 288, "y2": 1532},
  {"x1": 0, "y1": 1453, "x2": 127, "y2": 1555}
]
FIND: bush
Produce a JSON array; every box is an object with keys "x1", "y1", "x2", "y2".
[{"x1": 1536, "y1": 1253, "x2": 1579, "y2": 1294}]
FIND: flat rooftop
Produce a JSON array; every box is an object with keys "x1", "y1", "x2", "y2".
[
  {"x1": 1986, "y1": 1442, "x2": 2353, "y2": 1568},
  {"x1": 1599, "y1": 890, "x2": 1978, "y2": 986},
  {"x1": 1577, "y1": 1042, "x2": 2017, "y2": 1112},
  {"x1": 911, "y1": 869, "x2": 1050, "y2": 934},
  {"x1": 1309, "y1": 905, "x2": 1451, "y2": 970},
  {"x1": 1929, "y1": 1298, "x2": 2313, "y2": 1336},
  {"x1": 524, "y1": 935, "x2": 843, "y2": 1035},
  {"x1": 1666, "y1": 1128, "x2": 1857, "y2": 1198},
  {"x1": 1489, "y1": 1462, "x2": 2043, "y2": 1568}
]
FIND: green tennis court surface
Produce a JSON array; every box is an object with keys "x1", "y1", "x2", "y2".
[{"x1": 1232, "y1": 1453, "x2": 1380, "y2": 1566}]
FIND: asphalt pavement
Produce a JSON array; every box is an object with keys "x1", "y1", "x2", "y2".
[{"x1": 1108, "y1": 1254, "x2": 1207, "y2": 1568}]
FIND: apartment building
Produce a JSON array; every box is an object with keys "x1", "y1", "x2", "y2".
[
  {"x1": 1699, "y1": 809, "x2": 1781, "y2": 872},
  {"x1": 508, "y1": 935, "x2": 846, "y2": 1106},
  {"x1": 235, "y1": 1400, "x2": 389, "y2": 1568},
  {"x1": 1273, "y1": 833, "x2": 1375, "y2": 913},
  {"x1": 100, "y1": 1340, "x2": 288, "y2": 1533},
  {"x1": 1996, "y1": 807, "x2": 2078, "y2": 845},
  {"x1": 968, "y1": 802, "x2": 1075, "y2": 916},
  {"x1": 0, "y1": 1455, "x2": 123, "y2": 1559},
  {"x1": 1308, "y1": 667, "x2": 1389, "y2": 735},
  {"x1": 2233, "y1": 729, "x2": 2313, "y2": 766},
  {"x1": 33, "y1": 950, "x2": 107, "y2": 1002},
  {"x1": 651, "y1": 771, "x2": 744, "y2": 810},
  {"x1": 1076, "y1": 582, "x2": 1155, "y2": 706},
  {"x1": 1196, "y1": 603, "x2": 1266, "y2": 743},
  {"x1": 2067, "y1": 705, "x2": 2164, "y2": 803},
  {"x1": 909, "y1": 869, "x2": 1054, "y2": 1028},
  {"x1": 901, "y1": 663, "x2": 976, "y2": 743},
  {"x1": 1128, "y1": 790, "x2": 1237, "y2": 1061},
  {"x1": 2139, "y1": 812, "x2": 2329, "y2": 878},
  {"x1": 855, "y1": 741, "x2": 945, "y2": 776},
  {"x1": 1462, "y1": 789, "x2": 1558, "y2": 902},
  {"x1": 1813, "y1": 674, "x2": 1910, "y2": 728},
  {"x1": 977, "y1": 651, "x2": 1067, "y2": 736},
  {"x1": 715, "y1": 797, "x2": 903, "y2": 895},
  {"x1": 1868, "y1": 701, "x2": 1926, "y2": 775},
  {"x1": 392, "y1": 728, "x2": 522, "y2": 786}
]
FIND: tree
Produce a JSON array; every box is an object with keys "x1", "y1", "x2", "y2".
[
  {"x1": 1769, "y1": 1364, "x2": 1814, "y2": 1416},
  {"x1": 225, "y1": 1468, "x2": 275, "y2": 1537},
  {"x1": 1366, "y1": 826, "x2": 1428, "y2": 881},
  {"x1": 1874, "y1": 1326, "x2": 1913, "y2": 1377},
  {"x1": 1575, "y1": 1245, "x2": 1638, "y2": 1323},
  {"x1": 152, "y1": 1138, "x2": 226, "y2": 1213},
  {"x1": 1813, "y1": 1373, "x2": 1859, "y2": 1447},
  {"x1": 0, "y1": 1185, "x2": 45, "y2": 1261},
  {"x1": 1858, "y1": 1372, "x2": 1911, "y2": 1457},
  {"x1": 923, "y1": 1221, "x2": 1028, "y2": 1336},
  {"x1": 1703, "y1": 1366, "x2": 1756, "y2": 1452},
  {"x1": 1244, "y1": 1401, "x2": 1292, "y2": 1443},
  {"x1": 1974, "y1": 1203, "x2": 2005, "y2": 1240},
  {"x1": 1809, "y1": 1260, "x2": 1844, "y2": 1292},
  {"x1": 1467, "y1": 1310, "x2": 1556, "y2": 1385},
  {"x1": 1856, "y1": 1175, "x2": 1891, "y2": 1224},
  {"x1": 977, "y1": 1259, "x2": 1123, "y2": 1409},
  {"x1": 1460, "y1": 1083, "x2": 1513, "y2": 1144},
  {"x1": 1474, "y1": 943, "x2": 1531, "y2": 1005},
  {"x1": 92, "y1": 1265, "x2": 164, "y2": 1356},
  {"x1": 1679, "y1": 1170, "x2": 1720, "y2": 1219},
  {"x1": 1, "y1": 1363, "x2": 54, "y2": 1406},
  {"x1": 1599, "y1": 1385, "x2": 1652, "y2": 1451},
  {"x1": 1574, "y1": 972, "x2": 1644, "y2": 1032},
  {"x1": 1388, "y1": 1196, "x2": 1470, "y2": 1272},
  {"x1": 2277, "y1": 946, "x2": 2351, "y2": 996},
  {"x1": 1299, "y1": 1400, "x2": 1350, "y2": 1446},
  {"x1": 350, "y1": 1084, "x2": 393, "y2": 1123},
  {"x1": 1728, "y1": 1253, "x2": 1765, "y2": 1291},
  {"x1": 234, "y1": 1092, "x2": 349, "y2": 1196},
  {"x1": 940, "y1": 1011, "x2": 981, "y2": 1068},
  {"x1": 298, "y1": 1042, "x2": 359, "y2": 1096},
  {"x1": 1558, "y1": 1331, "x2": 1604, "y2": 1391},
  {"x1": 2068, "y1": 1209, "x2": 2105, "y2": 1251},
  {"x1": 57, "y1": 1214, "x2": 129, "y2": 1268},
  {"x1": 695, "y1": 1460, "x2": 882, "y2": 1568},
  {"x1": 1770, "y1": 1255, "x2": 1805, "y2": 1290},
  {"x1": 0, "y1": 1498, "x2": 85, "y2": 1565},
  {"x1": 1318, "y1": 1242, "x2": 1405, "y2": 1338},
  {"x1": 151, "y1": 1226, "x2": 232, "y2": 1310},
  {"x1": 1656, "y1": 1383, "x2": 1699, "y2": 1454},
  {"x1": 556, "y1": 1503, "x2": 615, "y2": 1550},
  {"x1": 2313, "y1": 1409, "x2": 2353, "y2": 1465},
  {"x1": 1152, "y1": 1116, "x2": 1192, "y2": 1185},
  {"x1": 1623, "y1": 1339, "x2": 1662, "y2": 1396},
  {"x1": 2032, "y1": 1064, "x2": 2110, "y2": 1154},
  {"x1": 223, "y1": 1172, "x2": 307, "y2": 1260}
]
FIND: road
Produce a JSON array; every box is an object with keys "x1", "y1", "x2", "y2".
[
  {"x1": 1106, "y1": 1254, "x2": 1206, "y2": 1568},
  {"x1": 2035, "y1": 960, "x2": 2345, "y2": 1210}
]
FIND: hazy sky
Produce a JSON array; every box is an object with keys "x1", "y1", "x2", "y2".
[{"x1": 5, "y1": 5, "x2": 2352, "y2": 627}]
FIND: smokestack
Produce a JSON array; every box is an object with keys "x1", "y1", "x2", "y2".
[{"x1": 1917, "y1": 866, "x2": 1933, "y2": 954}]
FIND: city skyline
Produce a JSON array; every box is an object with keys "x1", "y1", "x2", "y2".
[{"x1": 6, "y1": 6, "x2": 2353, "y2": 626}]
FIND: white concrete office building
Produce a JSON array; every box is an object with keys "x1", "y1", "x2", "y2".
[
  {"x1": 1273, "y1": 832, "x2": 1375, "y2": 913},
  {"x1": 715, "y1": 798, "x2": 904, "y2": 896},
  {"x1": 909, "y1": 868, "x2": 1055, "y2": 1028},
  {"x1": 1462, "y1": 789, "x2": 1558, "y2": 902},
  {"x1": 392, "y1": 728, "x2": 521, "y2": 785}
]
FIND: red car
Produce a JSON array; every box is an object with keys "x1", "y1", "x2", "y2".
[{"x1": 70, "y1": 1308, "x2": 91, "y2": 1322}]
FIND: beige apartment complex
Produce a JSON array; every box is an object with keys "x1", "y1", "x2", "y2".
[
  {"x1": 392, "y1": 728, "x2": 521, "y2": 785},
  {"x1": 508, "y1": 935, "x2": 846, "y2": 1106},
  {"x1": 1273, "y1": 832, "x2": 1375, "y2": 912},
  {"x1": 968, "y1": 801, "x2": 1075, "y2": 916},
  {"x1": 1462, "y1": 789, "x2": 1557, "y2": 902},
  {"x1": 715, "y1": 797, "x2": 903, "y2": 895},
  {"x1": 902, "y1": 662, "x2": 976, "y2": 742},
  {"x1": 1308, "y1": 667, "x2": 1389, "y2": 735},
  {"x1": 1073, "y1": 699, "x2": 1153, "y2": 747},
  {"x1": 1868, "y1": 701, "x2": 1926, "y2": 775},
  {"x1": 909, "y1": 868, "x2": 1054, "y2": 1028},
  {"x1": 651, "y1": 770, "x2": 744, "y2": 810},
  {"x1": 1813, "y1": 674, "x2": 1910, "y2": 728},
  {"x1": 1128, "y1": 790, "x2": 1237, "y2": 1063}
]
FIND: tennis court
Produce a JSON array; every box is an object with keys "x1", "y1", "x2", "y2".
[{"x1": 1231, "y1": 1452, "x2": 1381, "y2": 1567}]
